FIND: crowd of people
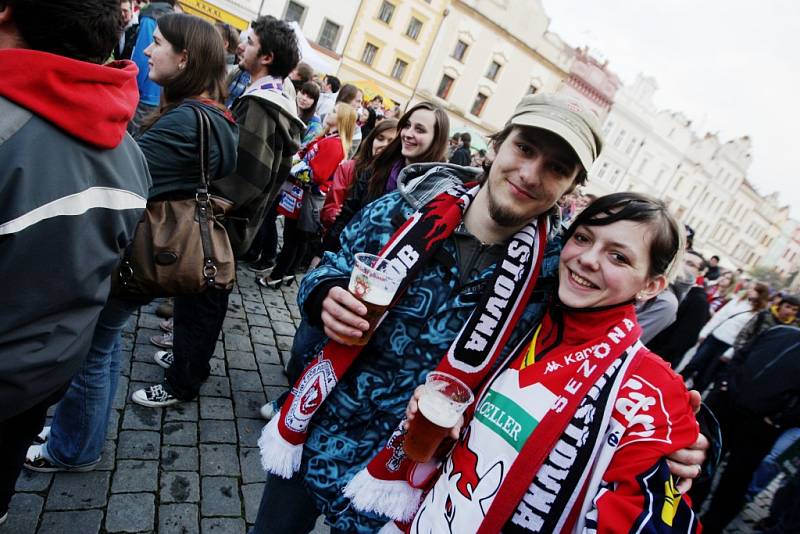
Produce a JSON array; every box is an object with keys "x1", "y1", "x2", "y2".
[{"x1": 1, "y1": 1, "x2": 799, "y2": 533}]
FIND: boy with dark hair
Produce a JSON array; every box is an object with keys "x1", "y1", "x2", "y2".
[{"x1": 0, "y1": 0, "x2": 150, "y2": 522}]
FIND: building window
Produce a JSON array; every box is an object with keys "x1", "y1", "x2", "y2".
[
  {"x1": 528, "y1": 85, "x2": 538, "y2": 95},
  {"x1": 391, "y1": 58, "x2": 408, "y2": 81},
  {"x1": 377, "y1": 1, "x2": 395, "y2": 24},
  {"x1": 436, "y1": 74, "x2": 455, "y2": 99},
  {"x1": 317, "y1": 19, "x2": 341, "y2": 51},
  {"x1": 470, "y1": 92, "x2": 488, "y2": 116},
  {"x1": 486, "y1": 61, "x2": 501, "y2": 81},
  {"x1": 361, "y1": 42, "x2": 378, "y2": 65},
  {"x1": 406, "y1": 17, "x2": 423, "y2": 40},
  {"x1": 625, "y1": 137, "x2": 637, "y2": 155},
  {"x1": 613, "y1": 129, "x2": 626, "y2": 148},
  {"x1": 597, "y1": 162, "x2": 609, "y2": 179},
  {"x1": 452, "y1": 40, "x2": 468, "y2": 62},
  {"x1": 284, "y1": 1, "x2": 306, "y2": 24}
]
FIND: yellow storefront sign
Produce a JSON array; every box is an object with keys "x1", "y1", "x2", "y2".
[{"x1": 178, "y1": 0, "x2": 249, "y2": 30}]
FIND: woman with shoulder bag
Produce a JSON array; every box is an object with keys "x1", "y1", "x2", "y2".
[
  {"x1": 25, "y1": 13, "x2": 238, "y2": 472},
  {"x1": 258, "y1": 103, "x2": 356, "y2": 289}
]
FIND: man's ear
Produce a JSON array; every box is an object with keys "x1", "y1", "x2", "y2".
[
  {"x1": 638, "y1": 275, "x2": 668, "y2": 301},
  {"x1": 260, "y1": 51, "x2": 274, "y2": 68}
]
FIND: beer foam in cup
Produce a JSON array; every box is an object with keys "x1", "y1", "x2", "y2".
[
  {"x1": 348, "y1": 279, "x2": 394, "y2": 306},
  {"x1": 418, "y1": 389, "x2": 462, "y2": 428}
]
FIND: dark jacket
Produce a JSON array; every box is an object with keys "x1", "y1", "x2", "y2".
[
  {"x1": 138, "y1": 100, "x2": 238, "y2": 197},
  {"x1": 114, "y1": 23, "x2": 139, "y2": 61},
  {"x1": 648, "y1": 285, "x2": 710, "y2": 365},
  {"x1": 0, "y1": 50, "x2": 151, "y2": 420},
  {"x1": 730, "y1": 325, "x2": 800, "y2": 427},
  {"x1": 212, "y1": 87, "x2": 304, "y2": 254},
  {"x1": 449, "y1": 145, "x2": 471, "y2": 166}
]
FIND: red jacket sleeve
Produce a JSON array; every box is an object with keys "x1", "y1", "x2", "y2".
[
  {"x1": 308, "y1": 136, "x2": 345, "y2": 190},
  {"x1": 321, "y1": 159, "x2": 355, "y2": 228},
  {"x1": 593, "y1": 352, "x2": 701, "y2": 534}
]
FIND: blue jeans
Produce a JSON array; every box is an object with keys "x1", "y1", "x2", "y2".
[
  {"x1": 44, "y1": 298, "x2": 141, "y2": 468},
  {"x1": 747, "y1": 426, "x2": 800, "y2": 499}
]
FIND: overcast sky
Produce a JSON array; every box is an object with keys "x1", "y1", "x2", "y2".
[{"x1": 541, "y1": 0, "x2": 799, "y2": 218}]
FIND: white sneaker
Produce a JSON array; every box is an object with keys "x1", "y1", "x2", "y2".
[
  {"x1": 150, "y1": 332, "x2": 173, "y2": 349},
  {"x1": 259, "y1": 401, "x2": 279, "y2": 420},
  {"x1": 33, "y1": 425, "x2": 51, "y2": 444},
  {"x1": 153, "y1": 350, "x2": 174, "y2": 369},
  {"x1": 131, "y1": 384, "x2": 180, "y2": 408}
]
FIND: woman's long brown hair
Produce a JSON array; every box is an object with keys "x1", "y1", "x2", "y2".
[
  {"x1": 364, "y1": 101, "x2": 449, "y2": 200},
  {"x1": 141, "y1": 13, "x2": 228, "y2": 132}
]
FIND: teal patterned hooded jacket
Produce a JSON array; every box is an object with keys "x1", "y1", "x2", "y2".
[{"x1": 293, "y1": 163, "x2": 563, "y2": 532}]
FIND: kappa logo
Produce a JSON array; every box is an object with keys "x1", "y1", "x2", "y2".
[
  {"x1": 285, "y1": 357, "x2": 337, "y2": 433},
  {"x1": 613, "y1": 375, "x2": 673, "y2": 447}
]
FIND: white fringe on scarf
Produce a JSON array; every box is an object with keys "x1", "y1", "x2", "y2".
[
  {"x1": 343, "y1": 469, "x2": 422, "y2": 522},
  {"x1": 258, "y1": 417, "x2": 303, "y2": 479}
]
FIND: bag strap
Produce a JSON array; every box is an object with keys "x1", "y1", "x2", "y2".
[{"x1": 190, "y1": 105, "x2": 221, "y2": 288}]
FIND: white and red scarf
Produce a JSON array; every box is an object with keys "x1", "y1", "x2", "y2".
[
  {"x1": 385, "y1": 304, "x2": 646, "y2": 530},
  {"x1": 259, "y1": 186, "x2": 550, "y2": 508}
]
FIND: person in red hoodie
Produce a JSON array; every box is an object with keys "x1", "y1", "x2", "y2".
[
  {"x1": 258, "y1": 102, "x2": 356, "y2": 288},
  {"x1": 0, "y1": 0, "x2": 151, "y2": 524}
]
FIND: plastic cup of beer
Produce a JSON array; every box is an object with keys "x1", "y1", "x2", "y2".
[
  {"x1": 403, "y1": 371, "x2": 474, "y2": 463},
  {"x1": 343, "y1": 252, "x2": 404, "y2": 346}
]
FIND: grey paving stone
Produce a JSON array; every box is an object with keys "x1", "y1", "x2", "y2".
[
  {"x1": 228, "y1": 292, "x2": 243, "y2": 306},
  {"x1": 264, "y1": 386, "x2": 289, "y2": 403},
  {"x1": 213, "y1": 341, "x2": 225, "y2": 358},
  {"x1": 280, "y1": 351, "x2": 293, "y2": 368},
  {"x1": 276, "y1": 335, "x2": 293, "y2": 351},
  {"x1": 46, "y1": 471, "x2": 110, "y2": 510},
  {"x1": 130, "y1": 361, "x2": 164, "y2": 382},
  {"x1": 201, "y1": 517, "x2": 246, "y2": 534},
  {"x1": 239, "y1": 287, "x2": 263, "y2": 302},
  {"x1": 287, "y1": 304, "x2": 302, "y2": 320},
  {"x1": 95, "y1": 439, "x2": 117, "y2": 471},
  {"x1": 117, "y1": 430, "x2": 160, "y2": 460},
  {"x1": 199, "y1": 419, "x2": 237, "y2": 444},
  {"x1": 226, "y1": 302, "x2": 246, "y2": 320},
  {"x1": 261, "y1": 293, "x2": 285, "y2": 308},
  {"x1": 159, "y1": 503, "x2": 200, "y2": 534},
  {"x1": 229, "y1": 369, "x2": 264, "y2": 391},
  {"x1": 266, "y1": 306, "x2": 292, "y2": 322},
  {"x1": 232, "y1": 390, "x2": 266, "y2": 419},
  {"x1": 227, "y1": 350, "x2": 257, "y2": 370},
  {"x1": 2, "y1": 492, "x2": 42, "y2": 534},
  {"x1": 200, "y1": 444, "x2": 240, "y2": 476},
  {"x1": 209, "y1": 357, "x2": 226, "y2": 377},
  {"x1": 132, "y1": 344, "x2": 157, "y2": 363},
  {"x1": 38, "y1": 510, "x2": 104, "y2": 534},
  {"x1": 201, "y1": 476, "x2": 241, "y2": 517},
  {"x1": 162, "y1": 446, "x2": 199, "y2": 471},
  {"x1": 248, "y1": 326, "x2": 275, "y2": 347},
  {"x1": 222, "y1": 317, "x2": 248, "y2": 335},
  {"x1": 164, "y1": 401, "x2": 199, "y2": 422},
  {"x1": 160, "y1": 471, "x2": 200, "y2": 503},
  {"x1": 162, "y1": 421, "x2": 198, "y2": 446},
  {"x1": 239, "y1": 447, "x2": 266, "y2": 484},
  {"x1": 135, "y1": 327, "x2": 162, "y2": 345},
  {"x1": 121, "y1": 403, "x2": 162, "y2": 431},
  {"x1": 199, "y1": 375, "x2": 232, "y2": 397},
  {"x1": 271, "y1": 320, "x2": 296, "y2": 337},
  {"x1": 14, "y1": 468, "x2": 51, "y2": 491},
  {"x1": 241, "y1": 482, "x2": 264, "y2": 524},
  {"x1": 258, "y1": 364, "x2": 288, "y2": 387},
  {"x1": 243, "y1": 300, "x2": 267, "y2": 315},
  {"x1": 105, "y1": 493, "x2": 154, "y2": 533},
  {"x1": 236, "y1": 418, "x2": 265, "y2": 447},
  {"x1": 199, "y1": 396, "x2": 234, "y2": 420},
  {"x1": 111, "y1": 460, "x2": 158, "y2": 493},
  {"x1": 114, "y1": 375, "x2": 129, "y2": 410},
  {"x1": 253, "y1": 344, "x2": 281, "y2": 365},
  {"x1": 245, "y1": 313, "x2": 270, "y2": 327}
]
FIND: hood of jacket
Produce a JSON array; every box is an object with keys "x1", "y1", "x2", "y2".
[
  {"x1": 140, "y1": 1, "x2": 175, "y2": 19},
  {"x1": 242, "y1": 88, "x2": 305, "y2": 155},
  {"x1": 397, "y1": 162, "x2": 562, "y2": 239},
  {"x1": 0, "y1": 49, "x2": 138, "y2": 149}
]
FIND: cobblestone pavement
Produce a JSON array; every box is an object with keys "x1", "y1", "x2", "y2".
[{"x1": 0, "y1": 263, "x2": 778, "y2": 533}]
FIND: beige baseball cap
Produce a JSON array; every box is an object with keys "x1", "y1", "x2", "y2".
[{"x1": 507, "y1": 93, "x2": 604, "y2": 171}]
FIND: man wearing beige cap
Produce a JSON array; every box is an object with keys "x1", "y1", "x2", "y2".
[{"x1": 249, "y1": 94, "x2": 708, "y2": 534}]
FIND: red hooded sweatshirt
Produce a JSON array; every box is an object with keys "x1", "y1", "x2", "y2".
[{"x1": 0, "y1": 49, "x2": 139, "y2": 149}]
